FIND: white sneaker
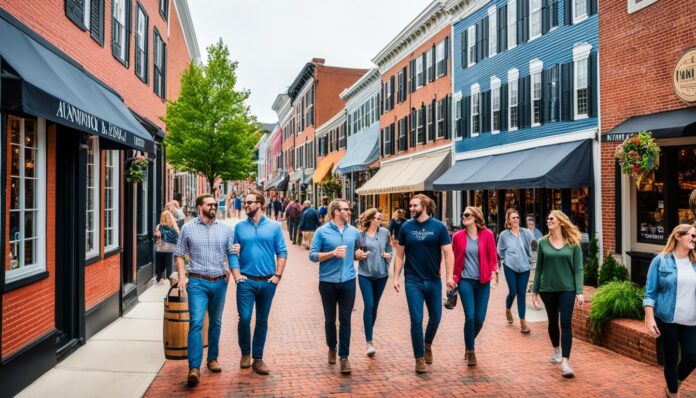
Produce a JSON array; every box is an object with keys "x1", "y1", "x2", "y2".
[
  {"x1": 366, "y1": 343, "x2": 376, "y2": 357},
  {"x1": 550, "y1": 351, "x2": 562, "y2": 364},
  {"x1": 560, "y1": 363, "x2": 574, "y2": 378}
]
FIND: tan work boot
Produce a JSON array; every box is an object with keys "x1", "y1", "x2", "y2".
[
  {"x1": 207, "y1": 359, "x2": 222, "y2": 373},
  {"x1": 506, "y1": 308, "x2": 514, "y2": 324},
  {"x1": 339, "y1": 357, "x2": 351, "y2": 375},
  {"x1": 252, "y1": 359, "x2": 270, "y2": 375},
  {"x1": 466, "y1": 349, "x2": 477, "y2": 367},
  {"x1": 415, "y1": 357, "x2": 427, "y2": 373},
  {"x1": 240, "y1": 355, "x2": 251, "y2": 369},
  {"x1": 187, "y1": 368, "x2": 200, "y2": 386},
  {"x1": 424, "y1": 343, "x2": 433, "y2": 364},
  {"x1": 328, "y1": 348, "x2": 337, "y2": 364},
  {"x1": 520, "y1": 319, "x2": 531, "y2": 334}
]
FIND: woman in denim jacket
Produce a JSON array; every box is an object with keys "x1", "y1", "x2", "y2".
[{"x1": 644, "y1": 224, "x2": 696, "y2": 397}]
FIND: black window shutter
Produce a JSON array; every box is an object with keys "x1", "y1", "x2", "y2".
[
  {"x1": 522, "y1": 0, "x2": 529, "y2": 43},
  {"x1": 90, "y1": 0, "x2": 105, "y2": 45},
  {"x1": 500, "y1": 83, "x2": 508, "y2": 131},
  {"x1": 462, "y1": 96, "x2": 471, "y2": 138},
  {"x1": 444, "y1": 36, "x2": 449, "y2": 76},
  {"x1": 381, "y1": 82, "x2": 385, "y2": 114},
  {"x1": 444, "y1": 96, "x2": 451, "y2": 139},
  {"x1": 461, "y1": 30, "x2": 468, "y2": 69},
  {"x1": 552, "y1": 0, "x2": 559, "y2": 27},
  {"x1": 65, "y1": 0, "x2": 86, "y2": 29},
  {"x1": 517, "y1": 0, "x2": 524, "y2": 45},
  {"x1": 409, "y1": 60, "x2": 416, "y2": 92},
  {"x1": 525, "y1": 76, "x2": 532, "y2": 128},
  {"x1": 589, "y1": 52, "x2": 598, "y2": 117},
  {"x1": 125, "y1": 0, "x2": 132, "y2": 67},
  {"x1": 542, "y1": 68, "x2": 550, "y2": 123},
  {"x1": 589, "y1": 0, "x2": 597, "y2": 16},
  {"x1": 475, "y1": 22, "x2": 481, "y2": 63},
  {"x1": 498, "y1": 5, "x2": 507, "y2": 52},
  {"x1": 553, "y1": 64, "x2": 561, "y2": 121},
  {"x1": 380, "y1": 128, "x2": 385, "y2": 157},
  {"x1": 561, "y1": 62, "x2": 573, "y2": 121},
  {"x1": 517, "y1": 76, "x2": 528, "y2": 128},
  {"x1": 390, "y1": 75, "x2": 395, "y2": 110},
  {"x1": 481, "y1": 91, "x2": 490, "y2": 133},
  {"x1": 564, "y1": 0, "x2": 572, "y2": 25},
  {"x1": 542, "y1": 0, "x2": 550, "y2": 34},
  {"x1": 431, "y1": 100, "x2": 436, "y2": 140},
  {"x1": 430, "y1": 46, "x2": 436, "y2": 82},
  {"x1": 483, "y1": 16, "x2": 489, "y2": 59},
  {"x1": 409, "y1": 111, "x2": 416, "y2": 147},
  {"x1": 421, "y1": 52, "x2": 427, "y2": 84}
]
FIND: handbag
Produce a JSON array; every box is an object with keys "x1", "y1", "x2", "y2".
[
  {"x1": 444, "y1": 288, "x2": 458, "y2": 309},
  {"x1": 156, "y1": 239, "x2": 176, "y2": 253}
]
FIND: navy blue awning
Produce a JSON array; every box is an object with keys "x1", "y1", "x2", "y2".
[
  {"x1": 0, "y1": 15, "x2": 154, "y2": 153},
  {"x1": 605, "y1": 107, "x2": 696, "y2": 140},
  {"x1": 336, "y1": 122, "x2": 380, "y2": 174},
  {"x1": 433, "y1": 139, "x2": 593, "y2": 191}
]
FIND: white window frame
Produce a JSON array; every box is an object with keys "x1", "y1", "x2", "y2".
[
  {"x1": 530, "y1": 59, "x2": 544, "y2": 127},
  {"x1": 135, "y1": 6, "x2": 147, "y2": 80},
  {"x1": 83, "y1": 0, "x2": 92, "y2": 29},
  {"x1": 112, "y1": 0, "x2": 127, "y2": 61},
  {"x1": 470, "y1": 83, "x2": 481, "y2": 137},
  {"x1": 454, "y1": 92, "x2": 463, "y2": 141},
  {"x1": 416, "y1": 56, "x2": 424, "y2": 87},
  {"x1": 426, "y1": 49, "x2": 434, "y2": 80},
  {"x1": 628, "y1": 0, "x2": 658, "y2": 14},
  {"x1": 6, "y1": 117, "x2": 47, "y2": 284},
  {"x1": 467, "y1": 25, "x2": 476, "y2": 67},
  {"x1": 436, "y1": 40, "x2": 446, "y2": 76},
  {"x1": 508, "y1": 0, "x2": 517, "y2": 50},
  {"x1": 508, "y1": 68, "x2": 519, "y2": 131},
  {"x1": 86, "y1": 136, "x2": 100, "y2": 260},
  {"x1": 436, "y1": 99, "x2": 446, "y2": 139},
  {"x1": 573, "y1": 0, "x2": 588, "y2": 24},
  {"x1": 530, "y1": 0, "x2": 542, "y2": 41},
  {"x1": 490, "y1": 76, "x2": 501, "y2": 134},
  {"x1": 488, "y1": 7, "x2": 497, "y2": 57},
  {"x1": 573, "y1": 43, "x2": 592, "y2": 120},
  {"x1": 385, "y1": 79, "x2": 392, "y2": 110},
  {"x1": 104, "y1": 151, "x2": 120, "y2": 252}
]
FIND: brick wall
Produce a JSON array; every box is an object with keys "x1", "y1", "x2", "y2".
[
  {"x1": 599, "y1": 0, "x2": 696, "y2": 254},
  {"x1": 84, "y1": 255, "x2": 121, "y2": 309}
]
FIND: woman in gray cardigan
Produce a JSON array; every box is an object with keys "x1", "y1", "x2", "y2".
[{"x1": 355, "y1": 208, "x2": 393, "y2": 357}]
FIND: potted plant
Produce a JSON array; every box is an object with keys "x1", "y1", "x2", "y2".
[
  {"x1": 615, "y1": 131, "x2": 660, "y2": 187},
  {"x1": 321, "y1": 174, "x2": 343, "y2": 200},
  {"x1": 126, "y1": 156, "x2": 149, "y2": 184}
]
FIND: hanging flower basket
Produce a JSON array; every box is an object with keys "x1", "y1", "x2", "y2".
[
  {"x1": 321, "y1": 174, "x2": 343, "y2": 200},
  {"x1": 615, "y1": 131, "x2": 660, "y2": 187},
  {"x1": 125, "y1": 156, "x2": 149, "y2": 183}
]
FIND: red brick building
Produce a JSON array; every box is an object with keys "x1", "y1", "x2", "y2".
[
  {"x1": 599, "y1": 0, "x2": 696, "y2": 284},
  {"x1": 0, "y1": 0, "x2": 197, "y2": 394}
]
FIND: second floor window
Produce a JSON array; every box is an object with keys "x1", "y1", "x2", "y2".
[
  {"x1": 532, "y1": 71, "x2": 542, "y2": 125},
  {"x1": 508, "y1": 0, "x2": 517, "y2": 49},
  {"x1": 530, "y1": 0, "x2": 542, "y2": 40},
  {"x1": 135, "y1": 6, "x2": 148, "y2": 82},
  {"x1": 426, "y1": 50, "x2": 434, "y2": 82},
  {"x1": 467, "y1": 26, "x2": 476, "y2": 67},
  {"x1": 573, "y1": 0, "x2": 588, "y2": 23},
  {"x1": 492, "y1": 87, "x2": 501, "y2": 132},
  {"x1": 489, "y1": 8, "x2": 497, "y2": 57},
  {"x1": 575, "y1": 58, "x2": 589, "y2": 118},
  {"x1": 417, "y1": 108, "x2": 426, "y2": 144},
  {"x1": 455, "y1": 98, "x2": 462, "y2": 138},
  {"x1": 471, "y1": 92, "x2": 480, "y2": 136},
  {"x1": 436, "y1": 99, "x2": 446, "y2": 138},
  {"x1": 112, "y1": 0, "x2": 129, "y2": 64},
  {"x1": 509, "y1": 79, "x2": 519, "y2": 130},
  {"x1": 416, "y1": 57, "x2": 424, "y2": 87},
  {"x1": 153, "y1": 30, "x2": 166, "y2": 99},
  {"x1": 305, "y1": 88, "x2": 314, "y2": 127},
  {"x1": 436, "y1": 40, "x2": 447, "y2": 76}
]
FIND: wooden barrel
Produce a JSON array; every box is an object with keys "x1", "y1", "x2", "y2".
[{"x1": 163, "y1": 286, "x2": 209, "y2": 360}]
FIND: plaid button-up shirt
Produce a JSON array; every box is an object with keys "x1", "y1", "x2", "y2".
[{"x1": 175, "y1": 217, "x2": 234, "y2": 277}]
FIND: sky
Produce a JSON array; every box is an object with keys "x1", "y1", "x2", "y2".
[{"x1": 187, "y1": 0, "x2": 432, "y2": 124}]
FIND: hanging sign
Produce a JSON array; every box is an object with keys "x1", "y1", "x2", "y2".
[{"x1": 673, "y1": 47, "x2": 696, "y2": 103}]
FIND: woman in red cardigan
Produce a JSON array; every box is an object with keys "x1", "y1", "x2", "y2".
[{"x1": 452, "y1": 206, "x2": 499, "y2": 367}]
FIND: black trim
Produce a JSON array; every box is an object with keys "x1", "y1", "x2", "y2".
[
  {"x1": 0, "y1": 107, "x2": 5, "y2": 359},
  {"x1": 85, "y1": 255, "x2": 100, "y2": 266},
  {"x1": 158, "y1": 0, "x2": 169, "y2": 21},
  {"x1": 85, "y1": 292, "x2": 120, "y2": 339},
  {"x1": 89, "y1": 0, "x2": 105, "y2": 46},
  {"x1": 614, "y1": 161, "x2": 622, "y2": 253},
  {"x1": 104, "y1": 246, "x2": 122, "y2": 259},
  {"x1": 0, "y1": 330, "x2": 57, "y2": 398},
  {"x1": 65, "y1": 0, "x2": 87, "y2": 31},
  {"x1": 134, "y1": 2, "x2": 149, "y2": 84},
  {"x1": 3, "y1": 271, "x2": 50, "y2": 293}
]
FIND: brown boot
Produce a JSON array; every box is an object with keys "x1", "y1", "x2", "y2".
[
  {"x1": 340, "y1": 358, "x2": 351, "y2": 375},
  {"x1": 252, "y1": 359, "x2": 270, "y2": 375},
  {"x1": 506, "y1": 309, "x2": 514, "y2": 324},
  {"x1": 187, "y1": 368, "x2": 200, "y2": 386},
  {"x1": 424, "y1": 343, "x2": 433, "y2": 364},
  {"x1": 328, "y1": 348, "x2": 337, "y2": 364},
  {"x1": 520, "y1": 320, "x2": 531, "y2": 334},
  {"x1": 466, "y1": 349, "x2": 477, "y2": 367},
  {"x1": 207, "y1": 359, "x2": 222, "y2": 373},
  {"x1": 240, "y1": 355, "x2": 251, "y2": 369},
  {"x1": 415, "y1": 357, "x2": 427, "y2": 373}
]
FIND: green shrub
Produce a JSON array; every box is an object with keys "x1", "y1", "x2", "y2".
[
  {"x1": 598, "y1": 253, "x2": 629, "y2": 286},
  {"x1": 589, "y1": 281, "x2": 644, "y2": 343},
  {"x1": 584, "y1": 235, "x2": 599, "y2": 287}
]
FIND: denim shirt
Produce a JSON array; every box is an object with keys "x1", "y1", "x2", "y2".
[
  {"x1": 309, "y1": 221, "x2": 359, "y2": 283},
  {"x1": 643, "y1": 253, "x2": 696, "y2": 323}
]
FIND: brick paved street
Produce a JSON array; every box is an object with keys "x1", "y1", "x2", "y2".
[{"x1": 146, "y1": 224, "x2": 695, "y2": 397}]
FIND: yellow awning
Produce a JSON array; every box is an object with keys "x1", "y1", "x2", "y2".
[
  {"x1": 313, "y1": 151, "x2": 345, "y2": 184},
  {"x1": 356, "y1": 147, "x2": 450, "y2": 195}
]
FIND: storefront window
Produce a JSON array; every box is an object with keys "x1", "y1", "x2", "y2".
[
  {"x1": 487, "y1": 190, "x2": 498, "y2": 235},
  {"x1": 676, "y1": 147, "x2": 696, "y2": 225},
  {"x1": 86, "y1": 136, "x2": 100, "y2": 259},
  {"x1": 524, "y1": 189, "x2": 543, "y2": 227},
  {"x1": 104, "y1": 151, "x2": 120, "y2": 250},
  {"x1": 636, "y1": 153, "x2": 666, "y2": 243},
  {"x1": 570, "y1": 188, "x2": 590, "y2": 235}
]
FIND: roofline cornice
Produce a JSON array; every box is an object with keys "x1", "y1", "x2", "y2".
[
  {"x1": 173, "y1": 0, "x2": 201, "y2": 62},
  {"x1": 446, "y1": 0, "x2": 488, "y2": 25},
  {"x1": 339, "y1": 68, "x2": 381, "y2": 102},
  {"x1": 288, "y1": 63, "x2": 316, "y2": 100}
]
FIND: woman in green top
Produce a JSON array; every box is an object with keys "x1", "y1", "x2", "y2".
[{"x1": 531, "y1": 210, "x2": 584, "y2": 379}]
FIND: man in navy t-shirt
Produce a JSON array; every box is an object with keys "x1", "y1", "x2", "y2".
[{"x1": 394, "y1": 194, "x2": 455, "y2": 374}]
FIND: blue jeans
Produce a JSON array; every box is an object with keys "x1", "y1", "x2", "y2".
[
  {"x1": 287, "y1": 219, "x2": 299, "y2": 244},
  {"x1": 503, "y1": 265, "x2": 530, "y2": 320},
  {"x1": 458, "y1": 278, "x2": 491, "y2": 350},
  {"x1": 236, "y1": 278, "x2": 277, "y2": 359},
  {"x1": 186, "y1": 277, "x2": 228, "y2": 370},
  {"x1": 404, "y1": 277, "x2": 442, "y2": 358},
  {"x1": 358, "y1": 275, "x2": 388, "y2": 342},
  {"x1": 319, "y1": 279, "x2": 356, "y2": 358}
]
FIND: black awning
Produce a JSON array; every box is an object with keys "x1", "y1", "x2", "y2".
[
  {"x1": 0, "y1": 15, "x2": 154, "y2": 153},
  {"x1": 433, "y1": 139, "x2": 593, "y2": 191},
  {"x1": 604, "y1": 107, "x2": 696, "y2": 142}
]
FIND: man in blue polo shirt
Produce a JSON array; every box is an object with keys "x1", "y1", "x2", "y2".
[
  {"x1": 229, "y1": 190, "x2": 287, "y2": 375},
  {"x1": 309, "y1": 198, "x2": 360, "y2": 375}
]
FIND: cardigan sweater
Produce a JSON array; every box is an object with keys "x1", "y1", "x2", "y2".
[{"x1": 452, "y1": 228, "x2": 498, "y2": 284}]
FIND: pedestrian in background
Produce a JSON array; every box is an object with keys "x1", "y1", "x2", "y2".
[
  {"x1": 171, "y1": 200, "x2": 186, "y2": 229},
  {"x1": 285, "y1": 198, "x2": 301, "y2": 245},
  {"x1": 355, "y1": 208, "x2": 392, "y2": 358},
  {"x1": 318, "y1": 197, "x2": 328, "y2": 224},
  {"x1": 299, "y1": 200, "x2": 320, "y2": 249},
  {"x1": 174, "y1": 194, "x2": 235, "y2": 387},
  {"x1": 273, "y1": 197, "x2": 283, "y2": 221},
  {"x1": 644, "y1": 224, "x2": 696, "y2": 398},
  {"x1": 234, "y1": 193, "x2": 243, "y2": 219},
  {"x1": 388, "y1": 209, "x2": 406, "y2": 247},
  {"x1": 526, "y1": 216, "x2": 543, "y2": 296},
  {"x1": 216, "y1": 188, "x2": 227, "y2": 220},
  {"x1": 154, "y1": 210, "x2": 179, "y2": 283},
  {"x1": 532, "y1": 210, "x2": 584, "y2": 379},
  {"x1": 498, "y1": 209, "x2": 534, "y2": 334},
  {"x1": 229, "y1": 191, "x2": 287, "y2": 375},
  {"x1": 452, "y1": 206, "x2": 498, "y2": 367},
  {"x1": 393, "y1": 194, "x2": 455, "y2": 374},
  {"x1": 309, "y1": 199, "x2": 360, "y2": 375}
]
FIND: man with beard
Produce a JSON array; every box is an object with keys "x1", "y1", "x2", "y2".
[
  {"x1": 175, "y1": 194, "x2": 235, "y2": 386},
  {"x1": 393, "y1": 194, "x2": 455, "y2": 374},
  {"x1": 309, "y1": 199, "x2": 361, "y2": 375},
  {"x1": 229, "y1": 191, "x2": 287, "y2": 375}
]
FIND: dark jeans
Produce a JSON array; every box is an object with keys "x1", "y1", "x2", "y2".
[
  {"x1": 288, "y1": 219, "x2": 299, "y2": 244},
  {"x1": 458, "y1": 278, "x2": 491, "y2": 349},
  {"x1": 186, "y1": 277, "x2": 228, "y2": 370},
  {"x1": 358, "y1": 275, "x2": 388, "y2": 342},
  {"x1": 540, "y1": 291, "x2": 575, "y2": 359},
  {"x1": 404, "y1": 277, "x2": 442, "y2": 358},
  {"x1": 236, "y1": 279, "x2": 277, "y2": 359},
  {"x1": 155, "y1": 251, "x2": 173, "y2": 281},
  {"x1": 503, "y1": 266, "x2": 530, "y2": 320},
  {"x1": 319, "y1": 279, "x2": 356, "y2": 358},
  {"x1": 657, "y1": 318, "x2": 696, "y2": 393}
]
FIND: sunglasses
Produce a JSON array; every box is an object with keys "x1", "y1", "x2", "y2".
[
  {"x1": 547, "y1": 217, "x2": 555, "y2": 221},
  {"x1": 204, "y1": 203, "x2": 218, "y2": 208},
  {"x1": 339, "y1": 208, "x2": 351, "y2": 212},
  {"x1": 681, "y1": 233, "x2": 696, "y2": 239},
  {"x1": 462, "y1": 213, "x2": 472, "y2": 218},
  {"x1": 245, "y1": 201, "x2": 258, "y2": 205},
  {"x1": 510, "y1": 216, "x2": 520, "y2": 220}
]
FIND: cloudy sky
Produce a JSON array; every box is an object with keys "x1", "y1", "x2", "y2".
[{"x1": 187, "y1": 0, "x2": 431, "y2": 124}]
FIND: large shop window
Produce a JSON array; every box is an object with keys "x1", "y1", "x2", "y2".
[
  {"x1": 86, "y1": 136, "x2": 100, "y2": 259},
  {"x1": 7, "y1": 116, "x2": 46, "y2": 283},
  {"x1": 104, "y1": 150, "x2": 120, "y2": 250}
]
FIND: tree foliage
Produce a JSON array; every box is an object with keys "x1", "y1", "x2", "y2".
[{"x1": 164, "y1": 39, "x2": 259, "y2": 192}]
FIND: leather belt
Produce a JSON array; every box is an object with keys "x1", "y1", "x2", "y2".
[
  {"x1": 242, "y1": 273, "x2": 274, "y2": 281},
  {"x1": 189, "y1": 272, "x2": 226, "y2": 282}
]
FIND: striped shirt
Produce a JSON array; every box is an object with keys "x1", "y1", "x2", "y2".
[{"x1": 175, "y1": 217, "x2": 234, "y2": 277}]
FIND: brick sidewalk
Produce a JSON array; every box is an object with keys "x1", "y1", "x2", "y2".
[{"x1": 146, "y1": 226, "x2": 694, "y2": 397}]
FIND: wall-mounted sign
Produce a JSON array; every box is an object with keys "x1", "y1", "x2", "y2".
[{"x1": 673, "y1": 47, "x2": 696, "y2": 103}]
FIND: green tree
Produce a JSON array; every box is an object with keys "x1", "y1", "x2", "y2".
[{"x1": 164, "y1": 39, "x2": 259, "y2": 192}]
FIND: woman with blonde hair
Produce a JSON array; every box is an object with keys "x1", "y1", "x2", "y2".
[
  {"x1": 644, "y1": 224, "x2": 696, "y2": 397},
  {"x1": 354, "y1": 208, "x2": 393, "y2": 357},
  {"x1": 531, "y1": 210, "x2": 584, "y2": 378},
  {"x1": 154, "y1": 210, "x2": 180, "y2": 283}
]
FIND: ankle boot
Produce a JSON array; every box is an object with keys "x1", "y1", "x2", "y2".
[{"x1": 466, "y1": 349, "x2": 477, "y2": 367}]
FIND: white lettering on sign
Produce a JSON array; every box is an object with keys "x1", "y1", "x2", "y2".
[
  {"x1": 133, "y1": 136, "x2": 145, "y2": 148},
  {"x1": 56, "y1": 101, "x2": 99, "y2": 132}
]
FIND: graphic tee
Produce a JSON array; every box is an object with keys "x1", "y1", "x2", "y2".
[{"x1": 398, "y1": 217, "x2": 451, "y2": 281}]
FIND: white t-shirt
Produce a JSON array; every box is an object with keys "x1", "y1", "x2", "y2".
[{"x1": 673, "y1": 256, "x2": 696, "y2": 326}]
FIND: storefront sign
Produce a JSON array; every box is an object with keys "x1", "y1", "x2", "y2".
[
  {"x1": 673, "y1": 47, "x2": 696, "y2": 103},
  {"x1": 602, "y1": 132, "x2": 633, "y2": 142}
]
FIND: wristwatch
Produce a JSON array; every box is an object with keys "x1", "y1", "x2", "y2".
[{"x1": 274, "y1": 273, "x2": 283, "y2": 280}]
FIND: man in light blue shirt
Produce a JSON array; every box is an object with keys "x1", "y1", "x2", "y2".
[
  {"x1": 309, "y1": 199, "x2": 360, "y2": 375},
  {"x1": 229, "y1": 191, "x2": 287, "y2": 375}
]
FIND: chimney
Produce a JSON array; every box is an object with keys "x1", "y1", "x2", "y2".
[{"x1": 312, "y1": 58, "x2": 325, "y2": 65}]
